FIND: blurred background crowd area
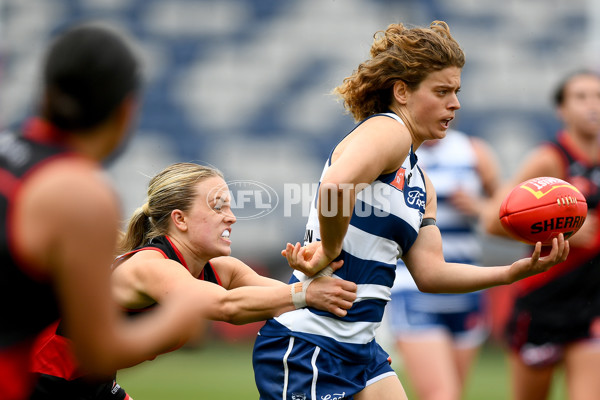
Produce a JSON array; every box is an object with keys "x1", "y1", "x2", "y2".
[{"x1": 0, "y1": 0, "x2": 598, "y2": 278}]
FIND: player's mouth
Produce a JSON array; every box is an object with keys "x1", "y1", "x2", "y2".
[
  {"x1": 441, "y1": 117, "x2": 453, "y2": 129},
  {"x1": 221, "y1": 229, "x2": 231, "y2": 242}
]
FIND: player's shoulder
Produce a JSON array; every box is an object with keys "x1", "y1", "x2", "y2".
[
  {"x1": 361, "y1": 113, "x2": 409, "y2": 134},
  {"x1": 523, "y1": 143, "x2": 565, "y2": 171},
  {"x1": 21, "y1": 156, "x2": 120, "y2": 223},
  {"x1": 209, "y1": 256, "x2": 245, "y2": 270},
  {"x1": 38, "y1": 157, "x2": 114, "y2": 202},
  {"x1": 355, "y1": 114, "x2": 412, "y2": 151}
]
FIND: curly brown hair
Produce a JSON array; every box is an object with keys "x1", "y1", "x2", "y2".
[{"x1": 333, "y1": 20, "x2": 465, "y2": 122}]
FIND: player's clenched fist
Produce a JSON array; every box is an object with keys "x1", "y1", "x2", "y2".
[{"x1": 306, "y1": 277, "x2": 357, "y2": 317}]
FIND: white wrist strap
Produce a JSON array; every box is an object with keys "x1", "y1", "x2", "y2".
[
  {"x1": 291, "y1": 281, "x2": 309, "y2": 309},
  {"x1": 314, "y1": 265, "x2": 334, "y2": 278},
  {"x1": 291, "y1": 265, "x2": 335, "y2": 309}
]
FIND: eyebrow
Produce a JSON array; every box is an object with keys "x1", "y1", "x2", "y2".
[
  {"x1": 435, "y1": 84, "x2": 460, "y2": 90},
  {"x1": 210, "y1": 194, "x2": 230, "y2": 205}
]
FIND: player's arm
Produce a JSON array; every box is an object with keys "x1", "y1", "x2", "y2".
[
  {"x1": 482, "y1": 145, "x2": 564, "y2": 237},
  {"x1": 422, "y1": 171, "x2": 438, "y2": 221},
  {"x1": 212, "y1": 256, "x2": 357, "y2": 314},
  {"x1": 319, "y1": 117, "x2": 411, "y2": 258},
  {"x1": 289, "y1": 116, "x2": 412, "y2": 276},
  {"x1": 471, "y1": 137, "x2": 501, "y2": 198},
  {"x1": 404, "y1": 172, "x2": 568, "y2": 292},
  {"x1": 403, "y1": 225, "x2": 569, "y2": 293},
  {"x1": 209, "y1": 256, "x2": 284, "y2": 288},
  {"x1": 15, "y1": 159, "x2": 201, "y2": 374},
  {"x1": 447, "y1": 137, "x2": 500, "y2": 218},
  {"x1": 114, "y1": 252, "x2": 356, "y2": 324}
]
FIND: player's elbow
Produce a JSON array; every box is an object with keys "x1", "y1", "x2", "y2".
[
  {"x1": 414, "y1": 280, "x2": 439, "y2": 294},
  {"x1": 73, "y1": 342, "x2": 126, "y2": 377},
  {"x1": 411, "y1": 271, "x2": 442, "y2": 294},
  {"x1": 214, "y1": 301, "x2": 248, "y2": 325}
]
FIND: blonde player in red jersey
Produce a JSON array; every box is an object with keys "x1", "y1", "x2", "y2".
[{"x1": 31, "y1": 162, "x2": 357, "y2": 399}]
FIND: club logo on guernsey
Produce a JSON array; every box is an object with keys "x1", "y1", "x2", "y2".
[{"x1": 390, "y1": 168, "x2": 406, "y2": 190}]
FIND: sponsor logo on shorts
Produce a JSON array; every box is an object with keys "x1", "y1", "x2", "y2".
[
  {"x1": 520, "y1": 343, "x2": 562, "y2": 367},
  {"x1": 320, "y1": 393, "x2": 346, "y2": 400},
  {"x1": 111, "y1": 380, "x2": 122, "y2": 395}
]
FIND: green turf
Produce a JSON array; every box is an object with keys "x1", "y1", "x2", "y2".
[
  {"x1": 118, "y1": 340, "x2": 259, "y2": 399},
  {"x1": 118, "y1": 340, "x2": 566, "y2": 399}
]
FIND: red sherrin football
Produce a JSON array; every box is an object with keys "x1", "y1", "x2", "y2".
[{"x1": 499, "y1": 177, "x2": 587, "y2": 245}]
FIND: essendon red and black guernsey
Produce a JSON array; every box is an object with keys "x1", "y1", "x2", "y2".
[{"x1": 0, "y1": 126, "x2": 71, "y2": 400}]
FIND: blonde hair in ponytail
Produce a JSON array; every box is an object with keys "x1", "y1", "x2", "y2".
[{"x1": 118, "y1": 162, "x2": 223, "y2": 254}]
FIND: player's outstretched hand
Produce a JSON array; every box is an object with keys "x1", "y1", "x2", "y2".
[
  {"x1": 508, "y1": 233, "x2": 570, "y2": 283},
  {"x1": 305, "y1": 276, "x2": 357, "y2": 317},
  {"x1": 281, "y1": 241, "x2": 336, "y2": 277}
]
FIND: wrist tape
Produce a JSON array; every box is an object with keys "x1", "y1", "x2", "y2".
[
  {"x1": 291, "y1": 281, "x2": 309, "y2": 309},
  {"x1": 291, "y1": 265, "x2": 335, "y2": 309}
]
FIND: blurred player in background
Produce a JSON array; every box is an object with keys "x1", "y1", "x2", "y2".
[
  {"x1": 31, "y1": 162, "x2": 357, "y2": 399},
  {"x1": 252, "y1": 20, "x2": 568, "y2": 400},
  {"x1": 386, "y1": 129, "x2": 500, "y2": 400},
  {"x1": 484, "y1": 70, "x2": 600, "y2": 400},
  {"x1": 0, "y1": 23, "x2": 207, "y2": 400}
]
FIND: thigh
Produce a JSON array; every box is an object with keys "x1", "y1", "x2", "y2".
[
  {"x1": 354, "y1": 375, "x2": 407, "y2": 400},
  {"x1": 453, "y1": 345, "x2": 481, "y2": 388},
  {"x1": 564, "y1": 340, "x2": 600, "y2": 400},
  {"x1": 396, "y1": 334, "x2": 461, "y2": 400},
  {"x1": 508, "y1": 350, "x2": 555, "y2": 400}
]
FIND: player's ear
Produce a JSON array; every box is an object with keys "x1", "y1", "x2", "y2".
[
  {"x1": 393, "y1": 80, "x2": 409, "y2": 105},
  {"x1": 171, "y1": 209, "x2": 187, "y2": 232}
]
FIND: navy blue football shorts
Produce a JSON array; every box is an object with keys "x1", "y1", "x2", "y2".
[
  {"x1": 253, "y1": 334, "x2": 396, "y2": 400},
  {"x1": 387, "y1": 289, "x2": 488, "y2": 348}
]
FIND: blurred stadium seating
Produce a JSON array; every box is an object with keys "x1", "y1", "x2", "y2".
[{"x1": 0, "y1": 0, "x2": 597, "y2": 276}]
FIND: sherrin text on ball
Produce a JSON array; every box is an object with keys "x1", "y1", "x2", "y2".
[{"x1": 499, "y1": 177, "x2": 587, "y2": 245}]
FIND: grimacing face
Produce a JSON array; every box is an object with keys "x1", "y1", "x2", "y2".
[{"x1": 184, "y1": 176, "x2": 236, "y2": 259}]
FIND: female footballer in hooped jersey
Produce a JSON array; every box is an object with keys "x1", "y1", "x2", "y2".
[{"x1": 252, "y1": 20, "x2": 569, "y2": 400}]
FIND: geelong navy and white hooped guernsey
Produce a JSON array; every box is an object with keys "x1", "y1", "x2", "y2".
[
  {"x1": 392, "y1": 129, "x2": 484, "y2": 309},
  {"x1": 257, "y1": 112, "x2": 427, "y2": 363}
]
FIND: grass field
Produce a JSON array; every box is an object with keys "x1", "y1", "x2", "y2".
[{"x1": 118, "y1": 338, "x2": 567, "y2": 399}]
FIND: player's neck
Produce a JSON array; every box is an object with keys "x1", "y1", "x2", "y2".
[{"x1": 564, "y1": 129, "x2": 600, "y2": 163}]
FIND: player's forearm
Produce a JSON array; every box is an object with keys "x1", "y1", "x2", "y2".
[
  {"x1": 415, "y1": 262, "x2": 511, "y2": 294},
  {"x1": 229, "y1": 273, "x2": 286, "y2": 289},
  {"x1": 318, "y1": 182, "x2": 353, "y2": 259},
  {"x1": 216, "y1": 285, "x2": 296, "y2": 325}
]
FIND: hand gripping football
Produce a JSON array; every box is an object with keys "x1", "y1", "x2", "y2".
[{"x1": 499, "y1": 177, "x2": 587, "y2": 245}]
